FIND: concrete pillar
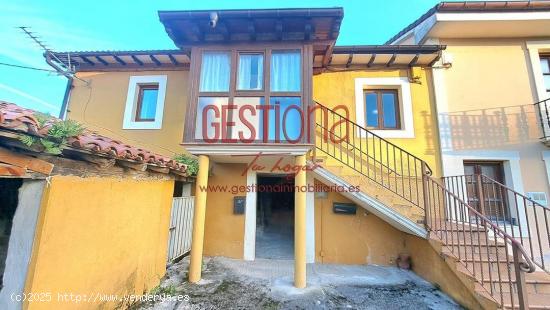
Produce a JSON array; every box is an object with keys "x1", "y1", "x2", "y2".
[
  {"x1": 294, "y1": 154, "x2": 307, "y2": 288},
  {"x1": 188, "y1": 155, "x2": 210, "y2": 283}
]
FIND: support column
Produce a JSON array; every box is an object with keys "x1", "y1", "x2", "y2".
[
  {"x1": 294, "y1": 154, "x2": 307, "y2": 288},
  {"x1": 188, "y1": 155, "x2": 210, "y2": 283}
]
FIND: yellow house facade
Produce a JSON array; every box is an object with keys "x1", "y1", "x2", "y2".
[{"x1": 38, "y1": 3, "x2": 550, "y2": 309}]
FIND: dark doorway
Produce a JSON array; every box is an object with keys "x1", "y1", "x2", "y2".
[
  {"x1": 464, "y1": 161, "x2": 510, "y2": 222},
  {"x1": 255, "y1": 175, "x2": 294, "y2": 260},
  {"x1": 0, "y1": 179, "x2": 22, "y2": 289}
]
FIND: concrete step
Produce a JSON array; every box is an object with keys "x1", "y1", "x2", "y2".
[
  {"x1": 443, "y1": 244, "x2": 508, "y2": 256},
  {"x1": 502, "y1": 292, "x2": 550, "y2": 309}
]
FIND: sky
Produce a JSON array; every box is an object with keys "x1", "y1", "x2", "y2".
[{"x1": 0, "y1": 0, "x2": 445, "y2": 116}]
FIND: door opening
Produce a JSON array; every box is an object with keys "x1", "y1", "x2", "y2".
[
  {"x1": 0, "y1": 179, "x2": 22, "y2": 289},
  {"x1": 255, "y1": 175, "x2": 294, "y2": 260},
  {"x1": 464, "y1": 161, "x2": 511, "y2": 223}
]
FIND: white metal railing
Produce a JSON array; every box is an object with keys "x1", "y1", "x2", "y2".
[{"x1": 167, "y1": 196, "x2": 195, "y2": 262}]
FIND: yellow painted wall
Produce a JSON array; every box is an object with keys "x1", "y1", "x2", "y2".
[
  {"x1": 439, "y1": 38, "x2": 548, "y2": 194},
  {"x1": 68, "y1": 70, "x2": 189, "y2": 157},
  {"x1": 314, "y1": 182, "x2": 407, "y2": 265},
  {"x1": 203, "y1": 163, "x2": 246, "y2": 258},
  {"x1": 313, "y1": 68, "x2": 441, "y2": 177},
  {"x1": 405, "y1": 235, "x2": 486, "y2": 310},
  {"x1": 312, "y1": 181, "x2": 481, "y2": 308},
  {"x1": 24, "y1": 176, "x2": 174, "y2": 310}
]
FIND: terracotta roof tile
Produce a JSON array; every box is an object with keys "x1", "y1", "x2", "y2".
[{"x1": 0, "y1": 101, "x2": 190, "y2": 177}]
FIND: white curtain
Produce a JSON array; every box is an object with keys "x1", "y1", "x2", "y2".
[
  {"x1": 270, "y1": 51, "x2": 301, "y2": 92},
  {"x1": 238, "y1": 54, "x2": 263, "y2": 90},
  {"x1": 200, "y1": 52, "x2": 230, "y2": 92}
]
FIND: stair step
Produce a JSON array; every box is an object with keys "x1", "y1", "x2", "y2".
[
  {"x1": 431, "y1": 222, "x2": 487, "y2": 232},
  {"x1": 502, "y1": 292, "x2": 550, "y2": 309}
]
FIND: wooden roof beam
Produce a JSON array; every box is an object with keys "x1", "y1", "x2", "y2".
[
  {"x1": 304, "y1": 20, "x2": 313, "y2": 40},
  {"x1": 218, "y1": 21, "x2": 230, "y2": 41},
  {"x1": 79, "y1": 55, "x2": 95, "y2": 66},
  {"x1": 408, "y1": 54, "x2": 419, "y2": 67},
  {"x1": 345, "y1": 54, "x2": 353, "y2": 68},
  {"x1": 330, "y1": 17, "x2": 342, "y2": 39},
  {"x1": 275, "y1": 19, "x2": 283, "y2": 40},
  {"x1": 149, "y1": 55, "x2": 162, "y2": 66},
  {"x1": 0, "y1": 147, "x2": 53, "y2": 175},
  {"x1": 191, "y1": 24, "x2": 203, "y2": 42},
  {"x1": 131, "y1": 55, "x2": 144, "y2": 66},
  {"x1": 113, "y1": 55, "x2": 127, "y2": 65},
  {"x1": 248, "y1": 20, "x2": 256, "y2": 41},
  {"x1": 168, "y1": 54, "x2": 179, "y2": 65},
  {"x1": 95, "y1": 56, "x2": 108, "y2": 66},
  {"x1": 322, "y1": 44, "x2": 334, "y2": 67},
  {"x1": 386, "y1": 54, "x2": 397, "y2": 67},
  {"x1": 367, "y1": 54, "x2": 376, "y2": 67},
  {"x1": 0, "y1": 163, "x2": 25, "y2": 177}
]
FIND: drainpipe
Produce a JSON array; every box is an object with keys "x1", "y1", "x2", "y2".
[{"x1": 44, "y1": 52, "x2": 73, "y2": 119}]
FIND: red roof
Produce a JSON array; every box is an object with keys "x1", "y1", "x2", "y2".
[{"x1": 0, "y1": 101, "x2": 190, "y2": 176}]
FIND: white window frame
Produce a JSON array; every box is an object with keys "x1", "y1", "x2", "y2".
[
  {"x1": 123, "y1": 75, "x2": 167, "y2": 130},
  {"x1": 526, "y1": 40, "x2": 550, "y2": 101},
  {"x1": 354, "y1": 77, "x2": 414, "y2": 138}
]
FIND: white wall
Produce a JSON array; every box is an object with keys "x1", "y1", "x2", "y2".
[{"x1": 0, "y1": 180, "x2": 45, "y2": 310}]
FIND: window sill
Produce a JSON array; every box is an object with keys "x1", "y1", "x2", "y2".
[{"x1": 123, "y1": 121, "x2": 162, "y2": 130}]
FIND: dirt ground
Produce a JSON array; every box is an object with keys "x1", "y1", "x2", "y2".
[{"x1": 136, "y1": 256, "x2": 462, "y2": 310}]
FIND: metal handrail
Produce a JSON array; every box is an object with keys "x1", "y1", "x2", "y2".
[
  {"x1": 425, "y1": 175, "x2": 536, "y2": 309},
  {"x1": 314, "y1": 101, "x2": 433, "y2": 176},
  {"x1": 443, "y1": 174, "x2": 550, "y2": 273},
  {"x1": 534, "y1": 98, "x2": 550, "y2": 139},
  {"x1": 314, "y1": 101, "x2": 431, "y2": 209},
  {"x1": 314, "y1": 101, "x2": 536, "y2": 308}
]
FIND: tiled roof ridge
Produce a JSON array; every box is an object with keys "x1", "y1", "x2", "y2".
[
  {"x1": 385, "y1": 0, "x2": 550, "y2": 44},
  {"x1": 0, "y1": 101, "x2": 190, "y2": 176}
]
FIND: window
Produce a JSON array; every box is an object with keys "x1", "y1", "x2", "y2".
[
  {"x1": 123, "y1": 75, "x2": 167, "y2": 130},
  {"x1": 237, "y1": 53, "x2": 264, "y2": 90},
  {"x1": 193, "y1": 48, "x2": 304, "y2": 143},
  {"x1": 194, "y1": 97, "x2": 228, "y2": 140},
  {"x1": 135, "y1": 85, "x2": 159, "y2": 121},
  {"x1": 200, "y1": 52, "x2": 231, "y2": 92},
  {"x1": 365, "y1": 90, "x2": 400, "y2": 129},
  {"x1": 541, "y1": 55, "x2": 550, "y2": 97},
  {"x1": 270, "y1": 50, "x2": 301, "y2": 92},
  {"x1": 265, "y1": 97, "x2": 302, "y2": 141}
]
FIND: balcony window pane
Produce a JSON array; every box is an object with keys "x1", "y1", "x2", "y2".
[
  {"x1": 270, "y1": 51, "x2": 301, "y2": 92},
  {"x1": 232, "y1": 97, "x2": 264, "y2": 141},
  {"x1": 195, "y1": 97, "x2": 228, "y2": 140},
  {"x1": 541, "y1": 58, "x2": 549, "y2": 74},
  {"x1": 265, "y1": 97, "x2": 302, "y2": 142},
  {"x1": 365, "y1": 92, "x2": 378, "y2": 127},
  {"x1": 545, "y1": 75, "x2": 550, "y2": 91},
  {"x1": 237, "y1": 54, "x2": 264, "y2": 90},
  {"x1": 200, "y1": 52, "x2": 230, "y2": 92},
  {"x1": 382, "y1": 92, "x2": 398, "y2": 128}
]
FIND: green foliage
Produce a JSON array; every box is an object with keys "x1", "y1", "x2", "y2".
[
  {"x1": 173, "y1": 154, "x2": 199, "y2": 176},
  {"x1": 33, "y1": 112, "x2": 52, "y2": 128},
  {"x1": 150, "y1": 284, "x2": 177, "y2": 296},
  {"x1": 19, "y1": 116, "x2": 85, "y2": 155}
]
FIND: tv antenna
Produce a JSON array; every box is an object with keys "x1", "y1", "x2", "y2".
[{"x1": 18, "y1": 26, "x2": 88, "y2": 84}]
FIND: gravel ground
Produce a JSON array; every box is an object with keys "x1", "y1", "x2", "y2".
[{"x1": 135, "y1": 256, "x2": 462, "y2": 310}]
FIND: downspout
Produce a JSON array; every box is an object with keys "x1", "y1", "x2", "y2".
[{"x1": 44, "y1": 52, "x2": 73, "y2": 119}]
